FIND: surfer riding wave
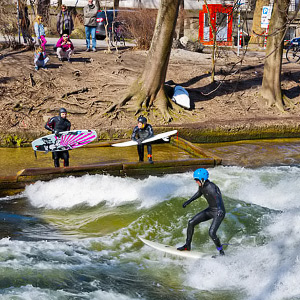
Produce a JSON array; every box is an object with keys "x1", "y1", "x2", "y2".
[{"x1": 178, "y1": 168, "x2": 226, "y2": 256}]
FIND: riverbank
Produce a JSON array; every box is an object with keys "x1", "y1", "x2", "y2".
[
  {"x1": 1, "y1": 43, "x2": 300, "y2": 146},
  {"x1": 2, "y1": 121, "x2": 300, "y2": 148}
]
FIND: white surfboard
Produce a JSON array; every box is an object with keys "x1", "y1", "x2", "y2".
[
  {"x1": 139, "y1": 237, "x2": 211, "y2": 259},
  {"x1": 172, "y1": 86, "x2": 190, "y2": 109},
  {"x1": 32, "y1": 129, "x2": 97, "y2": 152},
  {"x1": 112, "y1": 130, "x2": 178, "y2": 147}
]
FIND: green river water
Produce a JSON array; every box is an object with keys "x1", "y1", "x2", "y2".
[{"x1": 0, "y1": 139, "x2": 299, "y2": 299}]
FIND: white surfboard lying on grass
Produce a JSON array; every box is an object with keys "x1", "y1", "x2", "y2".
[
  {"x1": 112, "y1": 130, "x2": 178, "y2": 147},
  {"x1": 171, "y1": 86, "x2": 190, "y2": 109},
  {"x1": 139, "y1": 236, "x2": 211, "y2": 259}
]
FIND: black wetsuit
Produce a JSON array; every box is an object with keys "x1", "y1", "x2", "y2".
[
  {"x1": 45, "y1": 116, "x2": 71, "y2": 167},
  {"x1": 183, "y1": 179, "x2": 225, "y2": 250},
  {"x1": 131, "y1": 124, "x2": 154, "y2": 162}
]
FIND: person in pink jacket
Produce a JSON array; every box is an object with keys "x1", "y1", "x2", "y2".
[{"x1": 56, "y1": 34, "x2": 74, "y2": 62}]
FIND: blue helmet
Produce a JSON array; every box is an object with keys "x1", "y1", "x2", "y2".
[{"x1": 193, "y1": 168, "x2": 209, "y2": 181}]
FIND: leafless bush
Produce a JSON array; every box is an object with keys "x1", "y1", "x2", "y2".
[
  {"x1": 0, "y1": 1, "x2": 19, "y2": 48},
  {"x1": 119, "y1": 9, "x2": 157, "y2": 50},
  {"x1": 71, "y1": 14, "x2": 85, "y2": 39}
]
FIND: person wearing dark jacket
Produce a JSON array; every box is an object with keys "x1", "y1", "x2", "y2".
[
  {"x1": 45, "y1": 108, "x2": 71, "y2": 168},
  {"x1": 56, "y1": 5, "x2": 74, "y2": 36},
  {"x1": 177, "y1": 168, "x2": 226, "y2": 256},
  {"x1": 19, "y1": 5, "x2": 32, "y2": 44},
  {"x1": 131, "y1": 116, "x2": 154, "y2": 163}
]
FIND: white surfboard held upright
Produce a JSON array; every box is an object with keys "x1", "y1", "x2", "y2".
[{"x1": 112, "y1": 130, "x2": 178, "y2": 147}]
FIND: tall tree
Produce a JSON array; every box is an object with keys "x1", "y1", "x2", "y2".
[
  {"x1": 37, "y1": 0, "x2": 50, "y2": 23},
  {"x1": 114, "y1": 0, "x2": 120, "y2": 10},
  {"x1": 203, "y1": 0, "x2": 217, "y2": 83},
  {"x1": 107, "y1": 0, "x2": 180, "y2": 121},
  {"x1": 249, "y1": 0, "x2": 270, "y2": 46},
  {"x1": 178, "y1": 0, "x2": 184, "y2": 39},
  {"x1": 260, "y1": 0, "x2": 290, "y2": 111}
]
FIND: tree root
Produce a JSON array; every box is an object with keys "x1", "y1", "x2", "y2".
[
  {"x1": 282, "y1": 94, "x2": 294, "y2": 108},
  {"x1": 104, "y1": 81, "x2": 180, "y2": 123}
]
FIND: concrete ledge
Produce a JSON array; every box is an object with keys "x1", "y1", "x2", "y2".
[{"x1": 0, "y1": 137, "x2": 222, "y2": 197}]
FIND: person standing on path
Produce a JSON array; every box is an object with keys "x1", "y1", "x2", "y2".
[
  {"x1": 83, "y1": 0, "x2": 99, "y2": 52},
  {"x1": 56, "y1": 4, "x2": 74, "y2": 37}
]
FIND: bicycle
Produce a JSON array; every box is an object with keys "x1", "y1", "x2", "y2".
[
  {"x1": 286, "y1": 37, "x2": 300, "y2": 63},
  {"x1": 109, "y1": 21, "x2": 125, "y2": 47}
]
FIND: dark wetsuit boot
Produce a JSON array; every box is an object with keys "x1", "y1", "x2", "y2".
[
  {"x1": 213, "y1": 237, "x2": 225, "y2": 256},
  {"x1": 177, "y1": 244, "x2": 191, "y2": 251},
  {"x1": 147, "y1": 144, "x2": 153, "y2": 163},
  {"x1": 147, "y1": 154, "x2": 153, "y2": 164},
  {"x1": 137, "y1": 144, "x2": 144, "y2": 162},
  {"x1": 62, "y1": 151, "x2": 69, "y2": 167},
  {"x1": 52, "y1": 152, "x2": 60, "y2": 168}
]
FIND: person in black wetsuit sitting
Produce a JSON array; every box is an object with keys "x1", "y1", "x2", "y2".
[
  {"x1": 131, "y1": 116, "x2": 154, "y2": 163},
  {"x1": 45, "y1": 107, "x2": 71, "y2": 168},
  {"x1": 177, "y1": 168, "x2": 226, "y2": 256}
]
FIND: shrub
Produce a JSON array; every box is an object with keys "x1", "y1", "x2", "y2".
[
  {"x1": 0, "y1": 1, "x2": 18, "y2": 48},
  {"x1": 119, "y1": 9, "x2": 157, "y2": 50},
  {"x1": 71, "y1": 14, "x2": 85, "y2": 39}
]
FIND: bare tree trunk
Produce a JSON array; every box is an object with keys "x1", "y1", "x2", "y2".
[
  {"x1": 261, "y1": 0, "x2": 290, "y2": 111},
  {"x1": 37, "y1": 0, "x2": 50, "y2": 24},
  {"x1": 114, "y1": 0, "x2": 120, "y2": 10},
  {"x1": 203, "y1": 0, "x2": 217, "y2": 83},
  {"x1": 178, "y1": 0, "x2": 184, "y2": 39},
  {"x1": 107, "y1": 0, "x2": 180, "y2": 121},
  {"x1": 29, "y1": 0, "x2": 36, "y2": 18},
  {"x1": 249, "y1": 0, "x2": 270, "y2": 46}
]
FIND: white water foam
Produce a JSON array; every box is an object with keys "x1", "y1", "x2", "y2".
[
  {"x1": 24, "y1": 173, "x2": 196, "y2": 209},
  {"x1": 7, "y1": 166, "x2": 300, "y2": 299},
  {"x1": 211, "y1": 166, "x2": 300, "y2": 210},
  {"x1": 72, "y1": 165, "x2": 300, "y2": 300},
  {"x1": 0, "y1": 285, "x2": 142, "y2": 300},
  {"x1": 180, "y1": 166, "x2": 300, "y2": 300},
  {"x1": 183, "y1": 211, "x2": 300, "y2": 300},
  {"x1": 25, "y1": 166, "x2": 300, "y2": 211}
]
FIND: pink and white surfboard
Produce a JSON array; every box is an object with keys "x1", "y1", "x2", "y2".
[{"x1": 32, "y1": 130, "x2": 98, "y2": 152}]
